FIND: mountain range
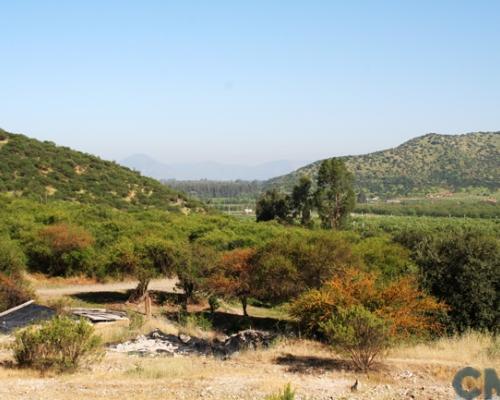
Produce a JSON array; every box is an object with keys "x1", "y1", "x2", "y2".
[
  {"x1": 1, "y1": 128, "x2": 498, "y2": 206},
  {"x1": 121, "y1": 154, "x2": 308, "y2": 181}
]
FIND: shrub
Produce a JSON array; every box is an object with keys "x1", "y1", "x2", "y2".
[
  {"x1": 264, "y1": 384, "x2": 295, "y2": 400},
  {"x1": 0, "y1": 237, "x2": 26, "y2": 276},
  {"x1": 29, "y1": 223, "x2": 95, "y2": 276},
  {"x1": 289, "y1": 268, "x2": 445, "y2": 339},
  {"x1": 184, "y1": 313, "x2": 213, "y2": 332},
  {"x1": 397, "y1": 228, "x2": 499, "y2": 332},
  {"x1": 0, "y1": 273, "x2": 32, "y2": 311},
  {"x1": 208, "y1": 295, "x2": 220, "y2": 314},
  {"x1": 321, "y1": 305, "x2": 390, "y2": 371},
  {"x1": 13, "y1": 316, "x2": 102, "y2": 373}
]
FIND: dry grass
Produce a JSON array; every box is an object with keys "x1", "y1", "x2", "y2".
[
  {"x1": 95, "y1": 316, "x2": 179, "y2": 345},
  {"x1": 1, "y1": 276, "x2": 497, "y2": 400},
  {"x1": 389, "y1": 331, "x2": 500, "y2": 368},
  {"x1": 3, "y1": 332, "x2": 494, "y2": 400},
  {"x1": 25, "y1": 273, "x2": 98, "y2": 289}
]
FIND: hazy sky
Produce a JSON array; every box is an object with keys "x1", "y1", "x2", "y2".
[{"x1": 1, "y1": 1, "x2": 499, "y2": 164}]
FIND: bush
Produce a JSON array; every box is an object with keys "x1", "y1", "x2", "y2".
[
  {"x1": 0, "y1": 273, "x2": 32, "y2": 311},
  {"x1": 321, "y1": 305, "x2": 390, "y2": 371},
  {"x1": 397, "y1": 228, "x2": 499, "y2": 332},
  {"x1": 208, "y1": 295, "x2": 220, "y2": 314},
  {"x1": 264, "y1": 384, "x2": 295, "y2": 400},
  {"x1": 183, "y1": 313, "x2": 213, "y2": 332},
  {"x1": 28, "y1": 223, "x2": 95, "y2": 276},
  {"x1": 289, "y1": 268, "x2": 445, "y2": 339},
  {"x1": 13, "y1": 316, "x2": 102, "y2": 373},
  {"x1": 0, "y1": 237, "x2": 26, "y2": 276}
]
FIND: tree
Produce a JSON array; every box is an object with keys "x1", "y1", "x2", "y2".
[
  {"x1": 321, "y1": 305, "x2": 390, "y2": 371},
  {"x1": 256, "y1": 189, "x2": 290, "y2": 223},
  {"x1": 357, "y1": 191, "x2": 367, "y2": 204},
  {"x1": 290, "y1": 176, "x2": 313, "y2": 226},
  {"x1": 129, "y1": 237, "x2": 178, "y2": 302},
  {"x1": 175, "y1": 243, "x2": 218, "y2": 311},
  {"x1": 353, "y1": 236, "x2": 416, "y2": 282},
  {"x1": 255, "y1": 233, "x2": 356, "y2": 291},
  {"x1": 251, "y1": 253, "x2": 299, "y2": 303},
  {"x1": 314, "y1": 158, "x2": 355, "y2": 229},
  {"x1": 399, "y1": 228, "x2": 499, "y2": 333},
  {"x1": 107, "y1": 237, "x2": 183, "y2": 302},
  {"x1": 206, "y1": 248, "x2": 256, "y2": 316}
]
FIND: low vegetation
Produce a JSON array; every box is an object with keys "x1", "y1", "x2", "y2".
[
  {"x1": 0, "y1": 273, "x2": 32, "y2": 311},
  {"x1": 264, "y1": 384, "x2": 295, "y2": 400},
  {"x1": 13, "y1": 316, "x2": 102, "y2": 372}
]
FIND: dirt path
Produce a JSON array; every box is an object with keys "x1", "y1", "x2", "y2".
[{"x1": 35, "y1": 278, "x2": 179, "y2": 298}]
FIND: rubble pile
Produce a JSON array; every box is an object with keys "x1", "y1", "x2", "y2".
[{"x1": 109, "y1": 329, "x2": 275, "y2": 358}]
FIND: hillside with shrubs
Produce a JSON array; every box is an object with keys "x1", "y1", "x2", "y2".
[
  {"x1": 0, "y1": 128, "x2": 202, "y2": 211},
  {"x1": 266, "y1": 131, "x2": 500, "y2": 197}
]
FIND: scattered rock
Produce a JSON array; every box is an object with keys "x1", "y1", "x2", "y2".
[
  {"x1": 179, "y1": 334, "x2": 191, "y2": 344},
  {"x1": 109, "y1": 329, "x2": 275, "y2": 358}
]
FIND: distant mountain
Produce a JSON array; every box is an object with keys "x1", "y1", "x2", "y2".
[
  {"x1": 0, "y1": 129, "x2": 201, "y2": 211},
  {"x1": 265, "y1": 132, "x2": 500, "y2": 197},
  {"x1": 121, "y1": 154, "x2": 308, "y2": 181}
]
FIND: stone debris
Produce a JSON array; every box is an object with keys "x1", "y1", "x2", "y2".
[{"x1": 109, "y1": 329, "x2": 275, "y2": 358}]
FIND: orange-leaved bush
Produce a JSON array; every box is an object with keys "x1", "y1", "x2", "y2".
[
  {"x1": 289, "y1": 267, "x2": 445, "y2": 339},
  {"x1": 206, "y1": 248, "x2": 256, "y2": 316}
]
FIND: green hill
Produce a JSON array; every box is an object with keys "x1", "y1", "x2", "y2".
[
  {"x1": 265, "y1": 132, "x2": 500, "y2": 197},
  {"x1": 0, "y1": 128, "x2": 201, "y2": 211}
]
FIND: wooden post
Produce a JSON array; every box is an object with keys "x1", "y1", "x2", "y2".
[{"x1": 144, "y1": 292, "x2": 152, "y2": 317}]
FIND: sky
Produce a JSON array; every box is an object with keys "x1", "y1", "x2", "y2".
[{"x1": 1, "y1": 1, "x2": 500, "y2": 165}]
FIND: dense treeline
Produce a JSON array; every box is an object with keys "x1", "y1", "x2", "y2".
[
  {"x1": 165, "y1": 179, "x2": 263, "y2": 200},
  {"x1": 164, "y1": 182, "x2": 499, "y2": 220},
  {"x1": 256, "y1": 159, "x2": 355, "y2": 229},
  {"x1": 355, "y1": 199, "x2": 499, "y2": 218}
]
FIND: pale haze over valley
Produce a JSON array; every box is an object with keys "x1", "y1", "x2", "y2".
[{"x1": 2, "y1": 2, "x2": 500, "y2": 172}]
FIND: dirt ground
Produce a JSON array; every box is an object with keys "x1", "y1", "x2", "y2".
[
  {"x1": 0, "y1": 335, "x2": 466, "y2": 400},
  {"x1": 0, "y1": 277, "x2": 496, "y2": 400},
  {"x1": 34, "y1": 278, "x2": 179, "y2": 298}
]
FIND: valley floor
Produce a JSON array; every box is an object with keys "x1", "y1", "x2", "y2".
[
  {"x1": 0, "y1": 338, "x2": 461, "y2": 400},
  {"x1": 0, "y1": 277, "x2": 497, "y2": 400}
]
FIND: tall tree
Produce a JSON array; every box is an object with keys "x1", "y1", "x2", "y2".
[
  {"x1": 255, "y1": 189, "x2": 290, "y2": 223},
  {"x1": 314, "y1": 158, "x2": 355, "y2": 229},
  {"x1": 290, "y1": 175, "x2": 313, "y2": 226},
  {"x1": 127, "y1": 237, "x2": 178, "y2": 302}
]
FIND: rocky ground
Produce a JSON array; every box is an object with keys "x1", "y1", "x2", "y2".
[
  {"x1": 109, "y1": 329, "x2": 275, "y2": 358},
  {"x1": 0, "y1": 333, "x2": 458, "y2": 400}
]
